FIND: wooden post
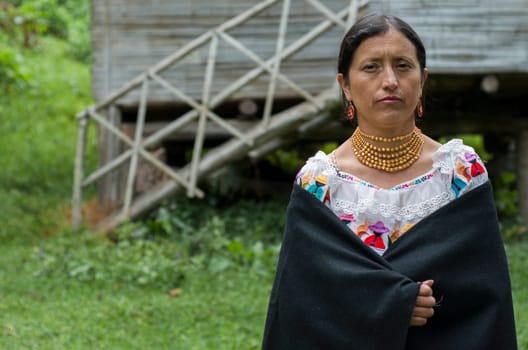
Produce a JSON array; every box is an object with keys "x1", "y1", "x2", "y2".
[
  {"x1": 188, "y1": 34, "x2": 218, "y2": 197},
  {"x1": 97, "y1": 105, "x2": 123, "y2": 209},
  {"x1": 262, "y1": 0, "x2": 290, "y2": 126},
  {"x1": 347, "y1": 0, "x2": 359, "y2": 28},
  {"x1": 122, "y1": 78, "x2": 149, "y2": 217},
  {"x1": 517, "y1": 129, "x2": 528, "y2": 221},
  {"x1": 72, "y1": 116, "x2": 88, "y2": 230}
]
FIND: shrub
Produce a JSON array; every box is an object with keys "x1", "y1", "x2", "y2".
[
  {"x1": 67, "y1": 17, "x2": 91, "y2": 63},
  {"x1": 0, "y1": 0, "x2": 91, "y2": 62},
  {"x1": 33, "y1": 195, "x2": 285, "y2": 289},
  {"x1": 0, "y1": 45, "x2": 29, "y2": 92}
]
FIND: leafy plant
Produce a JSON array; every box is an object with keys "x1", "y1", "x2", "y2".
[
  {"x1": 0, "y1": 0, "x2": 91, "y2": 61},
  {"x1": 0, "y1": 45, "x2": 29, "y2": 92},
  {"x1": 66, "y1": 16, "x2": 91, "y2": 63},
  {"x1": 32, "y1": 193, "x2": 284, "y2": 289},
  {"x1": 501, "y1": 218, "x2": 528, "y2": 242},
  {"x1": 3, "y1": 1, "x2": 49, "y2": 47},
  {"x1": 127, "y1": 197, "x2": 284, "y2": 272},
  {"x1": 0, "y1": 35, "x2": 93, "y2": 242},
  {"x1": 265, "y1": 148, "x2": 305, "y2": 175},
  {"x1": 34, "y1": 229, "x2": 187, "y2": 289},
  {"x1": 495, "y1": 171, "x2": 519, "y2": 217}
]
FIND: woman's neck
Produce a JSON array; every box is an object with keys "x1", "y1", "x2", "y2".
[{"x1": 349, "y1": 127, "x2": 424, "y2": 173}]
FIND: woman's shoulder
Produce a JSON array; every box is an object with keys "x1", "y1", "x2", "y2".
[
  {"x1": 433, "y1": 139, "x2": 486, "y2": 172},
  {"x1": 295, "y1": 151, "x2": 334, "y2": 203},
  {"x1": 296, "y1": 151, "x2": 331, "y2": 178},
  {"x1": 432, "y1": 138, "x2": 488, "y2": 196}
]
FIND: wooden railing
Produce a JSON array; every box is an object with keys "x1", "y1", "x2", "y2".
[{"x1": 72, "y1": 0, "x2": 369, "y2": 231}]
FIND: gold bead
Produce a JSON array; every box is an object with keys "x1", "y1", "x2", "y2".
[{"x1": 350, "y1": 128, "x2": 424, "y2": 173}]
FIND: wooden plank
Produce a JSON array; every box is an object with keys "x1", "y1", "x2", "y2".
[
  {"x1": 122, "y1": 79, "x2": 149, "y2": 216},
  {"x1": 91, "y1": 0, "x2": 362, "y2": 103},
  {"x1": 364, "y1": 0, "x2": 528, "y2": 74},
  {"x1": 96, "y1": 106, "x2": 124, "y2": 209},
  {"x1": 188, "y1": 34, "x2": 219, "y2": 197},
  {"x1": 120, "y1": 112, "x2": 528, "y2": 143},
  {"x1": 122, "y1": 120, "x2": 259, "y2": 141},
  {"x1": 262, "y1": 0, "x2": 291, "y2": 125},
  {"x1": 72, "y1": 117, "x2": 89, "y2": 230}
]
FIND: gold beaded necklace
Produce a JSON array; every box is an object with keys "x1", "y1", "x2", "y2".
[{"x1": 350, "y1": 127, "x2": 424, "y2": 173}]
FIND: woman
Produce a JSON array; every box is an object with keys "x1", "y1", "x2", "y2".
[{"x1": 262, "y1": 13, "x2": 517, "y2": 350}]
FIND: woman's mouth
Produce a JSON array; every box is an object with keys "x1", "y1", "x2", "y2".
[{"x1": 378, "y1": 96, "x2": 402, "y2": 103}]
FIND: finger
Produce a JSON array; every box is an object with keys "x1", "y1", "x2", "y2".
[
  {"x1": 421, "y1": 280, "x2": 434, "y2": 287},
  {"x1": 412, "y1": 306, "x2": 435, "y2": 319},
  {"x1": 418, "y1": 284, "x2": 433, "y2": 297},
  {"x1": 416, "y1": 295, "x2": 436, "y2": 308},
  {"x1": 409, "y1": 316, "x2": 428, "y2": 327}
]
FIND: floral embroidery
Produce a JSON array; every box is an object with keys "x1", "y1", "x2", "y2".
[
  {"x1": 465, "y1": 152, "x2": 486, "y2": 177},
  {"x1": 306, "y1": 174, "x2": 328, "y2": 201},
  {"x1": 450, "y1": 152, "x2": 486, "y2": 198},
  {"x1": 389, "y1": 225, "x2": 402, "y2": 243},
  {"x1": 356, "y1": 221, "x2": 369, "y2": 239},
  {"x1": 364, "y1": 221, "x2": 389, "y2": 250},
  {"x1": 339, "y1": 213, "x2": 356, "y2": 224},
  {"x1": 296, "y1": 139, "x2": 488, "y2": 255}
]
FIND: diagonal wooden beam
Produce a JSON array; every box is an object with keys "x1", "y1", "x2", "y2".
[
  {"x1": 305, "y1": 0, "x2": 348, "y2": 28},
  {"x1": 122, "y1": 79, "x2": 150, "y2": 217},
  {"x1": 148, "y1": 72, "x2": 252, "y2": 145},
  {"x1": 217, "y1": 31, "x2": 320, "y2": 107},
  {"x1": 75, "y1": 0, "x2": 371, "y2": 230},
  {"x1": 77, "y1": 0, "x2": 280, "y2": 116},
  {"x1": 96, "y1": 88, "x2": 337, "y2": 232},
  {"x1": 188, "y1": 34, "x2": 218, "y2": 197},
  {"x1": 262, "y1": 0, "x2": 291, "y2": 125}
]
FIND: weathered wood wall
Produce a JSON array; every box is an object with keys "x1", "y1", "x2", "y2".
[
  {"x1": 370, "y1": 0, "x2": 528, "y2": 74},
  {"x1": 91, "y1": 0, "x2": 528, "y2": 107},
  {"x1": 91, "y1": 0, "x2": 354, "y2": 105}
]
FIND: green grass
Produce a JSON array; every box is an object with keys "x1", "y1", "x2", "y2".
[
  {"x1": 0, "y1": 232, "x2": 527, "y2": 349},
  {"x1": 0, "y1": 36, "x2": 278, "y2": 349},
  {"x1": 0, "y1": 36, "x2": 94, "y2": 243},
  {"x1": 508, "y1": 242, "x2": 528, "y2": 349},
  {"x1": 0, "y1": 35, "x2": 527, "y2": 350},
  {"x1": 0, "y1": 239, "x2": 271, "y2": 349}
]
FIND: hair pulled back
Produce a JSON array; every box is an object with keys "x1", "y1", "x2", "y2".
[{"x1": 337, "y1": 13, "x2": 427, "y2": 81}]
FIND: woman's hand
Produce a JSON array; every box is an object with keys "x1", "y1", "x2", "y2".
[{"x1": 410, "y1": 280, "x2": 436, "y2": 327}]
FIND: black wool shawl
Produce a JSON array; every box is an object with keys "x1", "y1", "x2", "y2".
[{"x1": 262, "y1": 181, "x2": 517, "y2": 350}]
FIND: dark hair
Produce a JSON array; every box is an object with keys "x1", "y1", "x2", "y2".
[{"x1": 337, "y1": 13, "x2": 427, "y2": 80}]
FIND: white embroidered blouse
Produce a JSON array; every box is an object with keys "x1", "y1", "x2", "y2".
[{"x1": 295, "y1": 139, "x2": 488, "y2": 255}]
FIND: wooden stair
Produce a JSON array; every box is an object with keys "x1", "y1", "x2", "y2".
[
  {"x1": 72, "y1": 0, "x2": 368, "y2": 232},
  {"x1": 96, "y1": 88, "x2": 337, "y2": 232}
]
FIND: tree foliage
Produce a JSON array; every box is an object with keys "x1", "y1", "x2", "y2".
[{"x1": 0, "y1": 0, "x2": 90, "y2": 92}]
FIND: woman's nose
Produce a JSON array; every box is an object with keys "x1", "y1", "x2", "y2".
[{"x1": 382, "y1": 67, "x2": 398, "y2": 89}]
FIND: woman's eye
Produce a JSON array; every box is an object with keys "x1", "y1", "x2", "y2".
[
  {"x1": 396, "y1": 62, "x2": 412, "y2": 70},
  {"x1": 363, "y1": 64, "x2": 378, "y2": 72}
]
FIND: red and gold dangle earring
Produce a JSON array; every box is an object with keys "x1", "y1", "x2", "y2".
[
  {"x1": 347, "y1": 101, "x2": 355, "y2": 120},
  {"x1": 416, "y1": 100, "x2": 424, "y2": 118}
]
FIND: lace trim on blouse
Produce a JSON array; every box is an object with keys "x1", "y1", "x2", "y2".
[{"x1": 333, "y1": 190, "x2": 452, "y2": 221}]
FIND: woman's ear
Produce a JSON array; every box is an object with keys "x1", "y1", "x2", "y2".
[
  {"x1": 421, "y1": 68, "x2": 428, "y2": 90},
  {"x1": 337, "y1": 73, "x2": 352, "y2": 100}
]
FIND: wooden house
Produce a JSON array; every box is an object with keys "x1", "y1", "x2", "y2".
[{"x1": 74, "y1": 0, "x2": 528, "y2": 230}]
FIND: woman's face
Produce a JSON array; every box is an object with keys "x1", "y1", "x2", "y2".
[{"x1": 338, "y1": 28, "x2": 428, "y2": 134}]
